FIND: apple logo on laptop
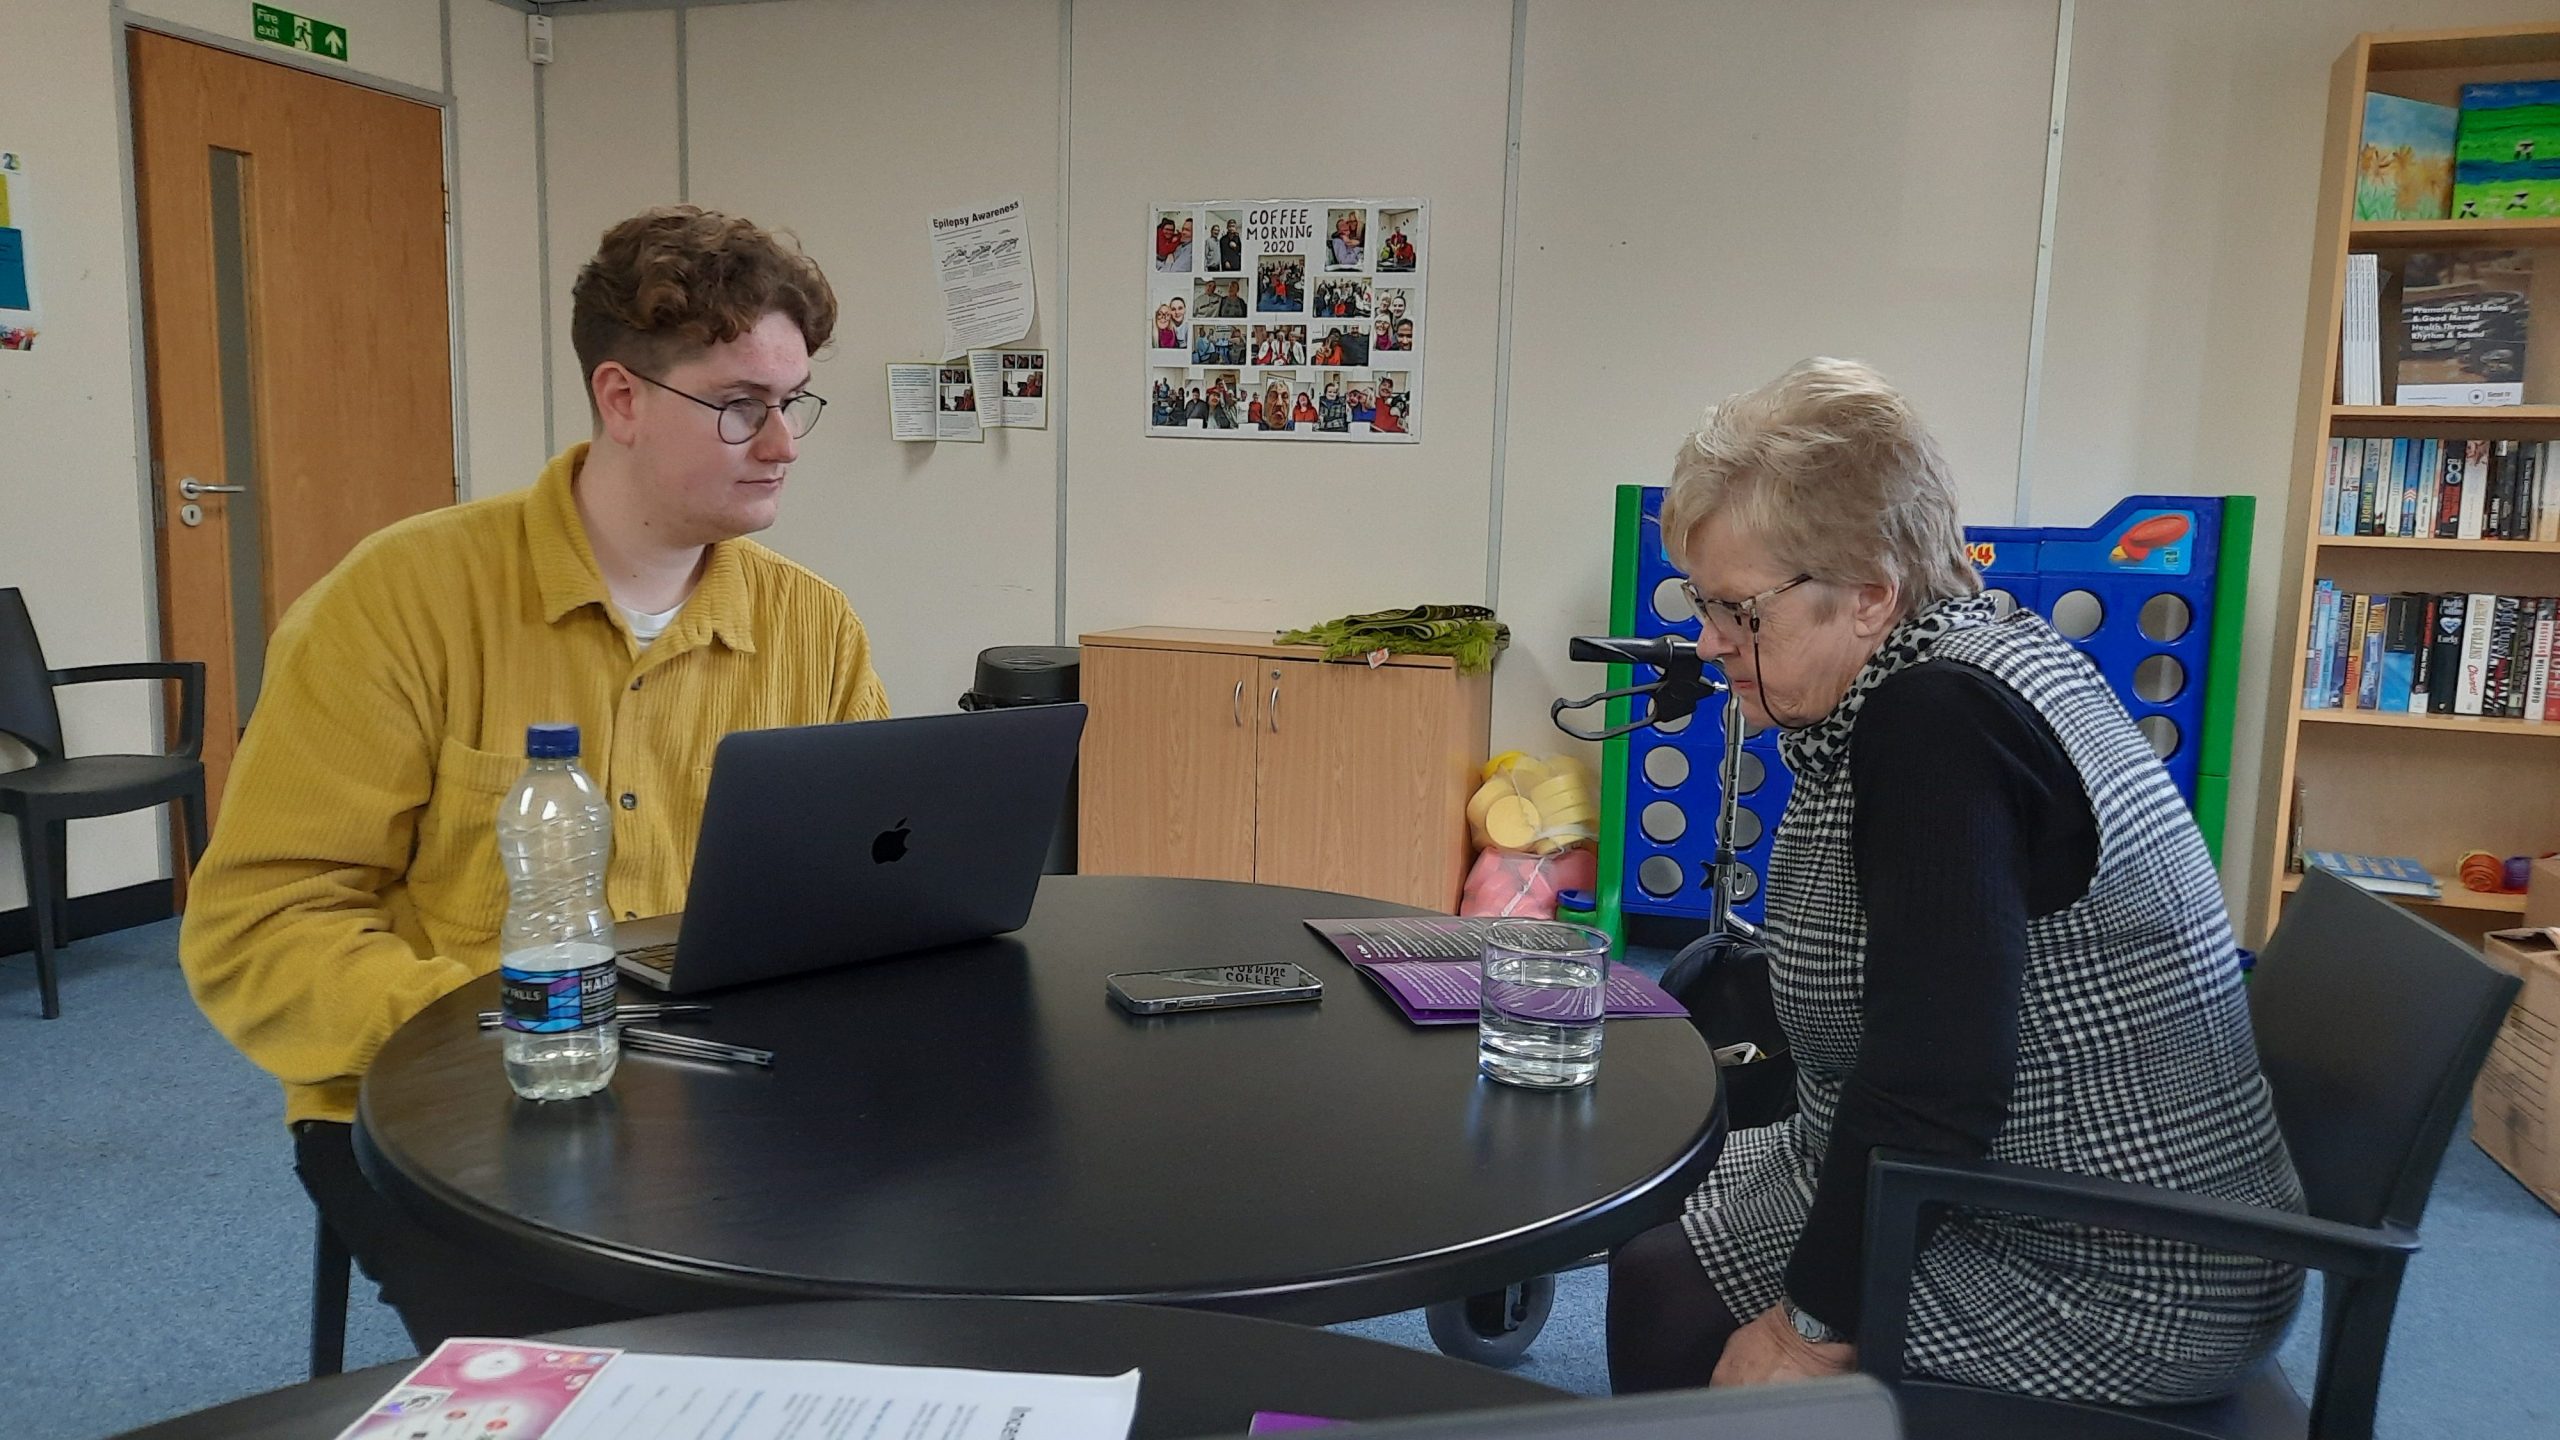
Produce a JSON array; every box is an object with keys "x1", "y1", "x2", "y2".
[{"x1": 872, "y1": 819, "x2": 911, "y2": 864}]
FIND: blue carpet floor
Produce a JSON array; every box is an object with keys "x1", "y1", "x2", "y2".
[{"x1": 3, "y1": 919, "x2": 2554, "y2": 1437}]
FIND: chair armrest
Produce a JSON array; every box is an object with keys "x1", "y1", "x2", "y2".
[
  {"x1": 1857, "y1": 1150, "x2": 2415, "y2": 1384},
  {"x1": 48, "y1": 661, "x2": 207, "y2": 760}
]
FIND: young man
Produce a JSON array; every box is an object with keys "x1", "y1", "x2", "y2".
[{"x1": 180, "y1": 205, "x2": 889, "y2": 1348}]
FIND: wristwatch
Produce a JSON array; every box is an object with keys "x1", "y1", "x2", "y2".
[{"x1": 1784, "y1": 1298, "x2": 1845, "y2": 1345}]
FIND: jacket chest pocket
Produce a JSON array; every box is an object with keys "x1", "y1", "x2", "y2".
[{"x1": 410, "y1": 736, "x2": 525, "y2": 940}]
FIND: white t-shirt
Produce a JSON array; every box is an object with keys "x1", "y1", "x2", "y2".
[{"x1": 622, "y1": 601, "x2": 684, "y2": 647}]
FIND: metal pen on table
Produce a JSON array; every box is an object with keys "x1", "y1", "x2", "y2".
[{"x1": 621, "y1": 1026, "x2": 775, "y2": 1068}]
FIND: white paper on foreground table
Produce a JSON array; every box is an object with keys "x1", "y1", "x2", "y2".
[{"x1": 549, "y1": 1351, "x2": 1140, "y2": 1440}]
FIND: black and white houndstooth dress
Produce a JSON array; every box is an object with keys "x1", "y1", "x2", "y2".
[{"x1": 1681, "y1": 595, "x2": 2305, "y2": 1404}]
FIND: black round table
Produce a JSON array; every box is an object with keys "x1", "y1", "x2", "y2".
[
  {"x1": 356, "y1": 876, "x2": 1723, "y2": 1321},
  {"x1": 112, "y1": 1298, "x2": 1571, "y2": 1439}
]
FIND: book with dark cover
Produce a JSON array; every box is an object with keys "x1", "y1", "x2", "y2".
[
  {"x1": 2401, "y1": 437, "x2": 2425, "y2": 536},
  {"x1": 2507, "y1": 595, "x2": 2536, "y2": 717},
  {"x1": 2428, "y1": 592, "x2": 2467, "y2": 713},
  {"x1": 2436, "y1": 439, "x2": 2468, "y2": 538},
  {"x1": 2483, "y1": 594, "x2": 2520, "y2": 716},
  {"x1": 2488, "y1": 440, "x2": 2514, "y2": 538},
  {"x1": 2396, "y1": 250, "x2": 2531, "y2": 406}
]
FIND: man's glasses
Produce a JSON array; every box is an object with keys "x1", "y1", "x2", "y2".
[
  {"x1": 1680, "y1": 573, "x2": 1816, "y2": 639},
  {"x1": 634, "y1": 372, "x2": 827, "y2": 445}
]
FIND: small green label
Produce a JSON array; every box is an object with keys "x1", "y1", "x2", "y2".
[{"x1": 251, "y1": 3, "x2": 349, "y2": 62}]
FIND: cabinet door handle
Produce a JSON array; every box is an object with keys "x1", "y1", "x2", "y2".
[
  {"x1": 1232, "y1": 679, "x2": 1245, "y2": 727},
  {"x1": 1269, "y1": 684, "x2": 1282, "y2": 732}
]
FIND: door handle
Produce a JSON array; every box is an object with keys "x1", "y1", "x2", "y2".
[
  {"x1": 1232, "y1": 679, "x2": 1244, "y2": 727},
  {"x1": 179, "y1": 477, "x2": 247, "y2": 499},
  {"x1": 1268, "y1": 683, "x2": 1281, "y2": 732}
]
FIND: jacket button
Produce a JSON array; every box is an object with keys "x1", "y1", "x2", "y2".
[
  {"x1": 629, "y1": 677, "x2": 643, "y2": 691},
  {"x1": 619, "y1": 793, "x2": 637, "y2": 810}
]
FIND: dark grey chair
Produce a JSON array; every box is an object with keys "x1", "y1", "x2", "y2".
[
  {"x1": 0, "y1": 586, "x2": 206, "y2": 1018},
  {"x1": 1855, "y1": 865, "x2": 2519, "y2": 1440}
]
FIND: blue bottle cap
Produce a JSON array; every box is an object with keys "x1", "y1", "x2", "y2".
[
  {"x1": 1556, "y1": 888, "x2": 1596, "y2": 912},
  {"x1": 525, "y1": 722, "x2": 581, "y2": 759}
]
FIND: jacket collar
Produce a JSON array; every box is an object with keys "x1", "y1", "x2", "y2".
[{"x1": 528, "y1": 442, "x2": 757, "y2": 655}]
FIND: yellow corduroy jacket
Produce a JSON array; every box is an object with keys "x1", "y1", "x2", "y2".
[{"x1": 181, "y1": 444, "x2": 890, "y2": 1126}]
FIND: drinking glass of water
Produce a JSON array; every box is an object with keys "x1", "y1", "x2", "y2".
[{"x1": 1478, "y1": 919, "x2": 1612, "y2": 1089}]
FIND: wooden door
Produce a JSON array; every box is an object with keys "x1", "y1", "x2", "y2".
[
  {"x1": 1253, "y1": 659, "x2": 1475, "y2": 911},
  {"x1": 131, "y1": 29, "x2": 455, "y2": 852},
  {"x1": 1077, "y1": 645, "x2": 1262, "y2": 882}
]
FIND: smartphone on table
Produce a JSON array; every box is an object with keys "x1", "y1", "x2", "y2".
[{"x1": 1106, "y1": 962, "x2": 1324, "y2": 1015}]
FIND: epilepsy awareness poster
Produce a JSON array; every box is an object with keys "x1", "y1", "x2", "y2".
[
  {"x1": 929, "y1": 196, "x2": 1035, "y2": 361},
  {"x1": 1147, "y1": 197, "x2": 1425, "y2": 443},
  {"x1": 0, "y1": 152, "x2": 39, "y2": 351}
]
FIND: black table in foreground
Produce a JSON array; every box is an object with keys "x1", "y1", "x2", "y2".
[
  {"x1": 357, "y1": 876, "x2": 1724, "y2": 1320},
  {"x1": 111, "y1": 1299, "x2": 1571, "y2": 1440}
]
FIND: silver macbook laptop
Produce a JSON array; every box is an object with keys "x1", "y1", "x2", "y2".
[{"x1": 616, "y1": 704, "x2": 1086, "y2": 995}]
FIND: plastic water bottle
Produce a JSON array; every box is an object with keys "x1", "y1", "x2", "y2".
[{"x1": 497, "y1": 722, "x2": 619, "y2": 1100}]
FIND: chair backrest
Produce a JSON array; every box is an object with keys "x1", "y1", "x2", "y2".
[
  {"x1": 0, "y1": 587, "x2": 66, "y2": 763},
  {"x1": 2250, "y1": 866, "x2": 2521, "y2": 1232}
]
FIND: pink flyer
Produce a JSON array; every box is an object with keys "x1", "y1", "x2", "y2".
[{"x1": 333, "y1": 1338, "x2": 620, "y2": 1440}]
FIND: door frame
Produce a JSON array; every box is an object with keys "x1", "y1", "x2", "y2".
[{"x1": 110, "y1": 7, "x2": 467, "y2": 875}]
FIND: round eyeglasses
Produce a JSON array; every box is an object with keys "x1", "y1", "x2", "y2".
[{"x1": 635, "y1": 371, "x2": 827, "y2": 445}]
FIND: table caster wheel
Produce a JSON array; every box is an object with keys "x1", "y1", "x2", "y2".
[{"x1": 1425, "y1": 1274, "x2": 1555, "y2": 1368}]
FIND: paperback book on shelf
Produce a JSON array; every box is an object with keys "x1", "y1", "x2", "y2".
[
  {"x1": 2304, "y1": 850, "x2": 2442, "y2": 899},
  {"x1": 2452, "y1": 80, "x2": 2560, "y2": 220},
  {"x1": 2359, "y1": 92, "x2": 2458, "y2": 220},
  {"x1": 2396, "y1": 250, "x2": 2531, "y2": 406}
]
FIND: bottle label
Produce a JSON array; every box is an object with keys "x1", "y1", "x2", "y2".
[{"x1": 499, "y1": 955, "x2": 618, "y2": 1033}]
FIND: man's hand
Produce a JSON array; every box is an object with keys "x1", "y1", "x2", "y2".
[{"x1": 1710, "y1": 1304, "x2": 1857, "y2": 1387}]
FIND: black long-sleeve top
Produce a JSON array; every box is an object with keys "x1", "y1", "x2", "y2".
[{"x1": 1781, "y1": 659, "x2": 2100, "y2": 1335}]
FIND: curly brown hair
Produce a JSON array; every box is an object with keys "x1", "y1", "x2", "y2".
[{"x1": 569, "y1": 205, "x2": 838, "y2": 417}]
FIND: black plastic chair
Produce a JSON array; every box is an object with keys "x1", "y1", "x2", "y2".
[
  {"x1": 1855, "y1": 866, "x2": 2520, "y2": 1440},
  {"x1": 0, "y1": 587, "x2": 206, "y2": 1018}
]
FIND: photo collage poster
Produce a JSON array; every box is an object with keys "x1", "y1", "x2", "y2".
[{"x1": 1147, "y1": 198, "x2": 1425, "y2": 442}]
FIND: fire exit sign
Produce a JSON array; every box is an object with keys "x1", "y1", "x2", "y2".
[{"x1": 251, "y1": 4, "x2": 349, "y2": 62}]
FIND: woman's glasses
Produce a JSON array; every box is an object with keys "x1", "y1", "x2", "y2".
[{"x1": 1680, "y1": 573, "x2": 1816, "y2": 639}]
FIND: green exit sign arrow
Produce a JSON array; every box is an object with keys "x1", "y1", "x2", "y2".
[{"x1": 251, "y1": 3, "x2": 349, "y2": 62}]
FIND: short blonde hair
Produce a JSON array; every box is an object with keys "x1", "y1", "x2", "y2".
[{"x1": 1660, "y1": 357, "x2": 1979, "y2": 617}]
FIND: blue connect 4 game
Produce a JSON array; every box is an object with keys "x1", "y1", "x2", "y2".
[{"x1": 1599, "y1": 487, "x2": 2254, "y2": 935}]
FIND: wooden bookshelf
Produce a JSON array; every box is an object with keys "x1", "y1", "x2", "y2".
[
  {"x1": 2295, "y1": 707, "x2": 2560, "y2": 736},
  {"x1": 2277, "y1": 870, "x2": 2528, "y2": 914},
  {"x1": 2349, "y1": 218, "x2": 2560, "y2": 247},
  {"x1": 2254, "y1": 24, "x2": 2560, "y2": 949}
]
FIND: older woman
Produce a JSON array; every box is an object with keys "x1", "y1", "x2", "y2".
[{"x1": 1606, "y1": 359, "x2": 2302, "y2": 1405}]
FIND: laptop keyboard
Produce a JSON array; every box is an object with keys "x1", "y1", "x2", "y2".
[{"x1": 620, "y1": 941, "x2": 677, "y2": 978}]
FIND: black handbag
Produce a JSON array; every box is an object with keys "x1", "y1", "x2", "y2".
[{"x1": 1659, "y1": 925, "x2": 1799, "y2": 1131}]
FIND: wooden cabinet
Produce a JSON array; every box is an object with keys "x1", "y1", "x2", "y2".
[{"x1": 1078, "y1": 628, "x2": 1493, "y2": 912}]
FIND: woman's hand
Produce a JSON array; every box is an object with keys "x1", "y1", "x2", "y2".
[{"x1": 1710, "y1": 1304, "x2": 1857, "y2": 1387}]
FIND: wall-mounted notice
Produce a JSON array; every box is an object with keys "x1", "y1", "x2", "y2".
[
  {"x1": 0, "y1": 152, "x2": 40, "y2": 352},
  {"x1": 1146, "y1": 196, "x2": 1424, "y2": 442},
  {"x1": 929, "y1": 196, "x2": 1035, "y2": 361},
  {"x1": 887, "y1": 363, "x2": 938, "y2": 442}
]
